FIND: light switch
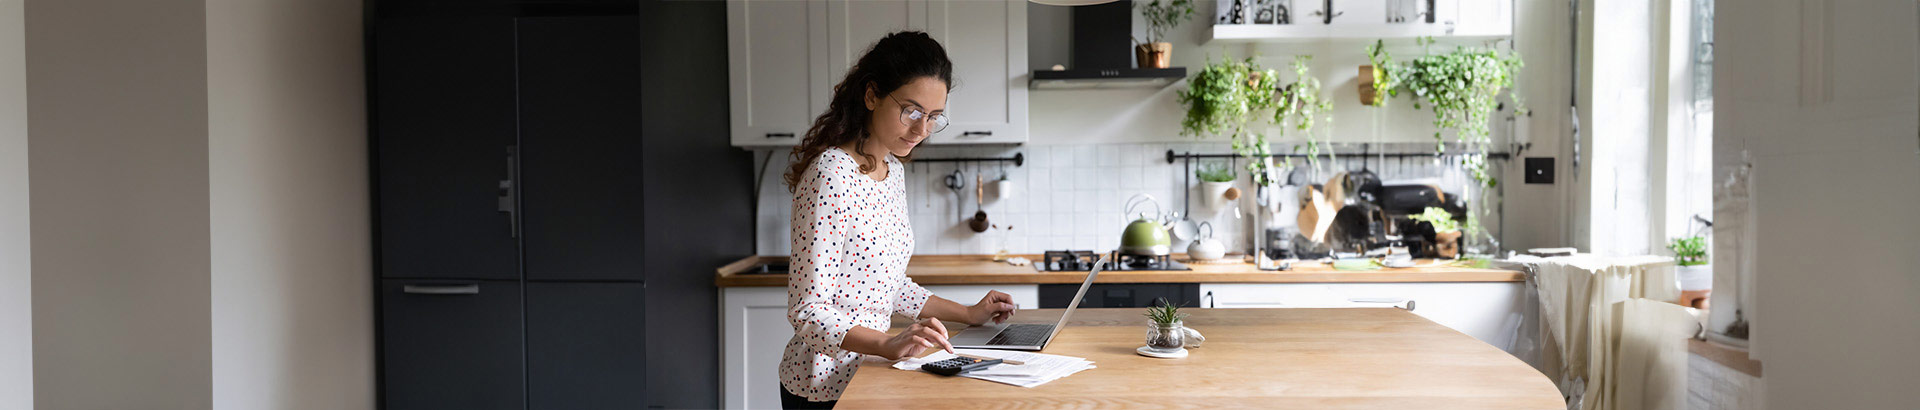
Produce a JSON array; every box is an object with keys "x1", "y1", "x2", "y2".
[{"x1": 1525, "y1": 157, "x2": 1554, "y2": 184}]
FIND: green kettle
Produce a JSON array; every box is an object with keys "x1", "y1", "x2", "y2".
[{"x1": 1120, "y1": 194, "x2": 1171, "y2": 256}]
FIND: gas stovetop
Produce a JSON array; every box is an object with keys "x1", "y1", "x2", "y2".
[{"x1": 1035, "y1": 250, "x2": 1191, "y2": 272}]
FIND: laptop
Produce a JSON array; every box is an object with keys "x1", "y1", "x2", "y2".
[{"x1": 949, "y1": 252, "x2": 1108, "y2": 351}]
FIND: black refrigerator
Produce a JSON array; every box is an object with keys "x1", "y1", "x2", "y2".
[{"x1": 371, "y1": 4, "x2": 645, "y2": 409}]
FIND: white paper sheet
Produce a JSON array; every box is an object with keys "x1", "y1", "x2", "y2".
[{"x1": 891, "y1": 349, "x2": 1096, "y2": 388}]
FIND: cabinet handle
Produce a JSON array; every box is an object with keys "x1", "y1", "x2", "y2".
[
  {"x1": 1349, "y1": 297, "x2": 1416, "y2": 311},
  {"x1": 498, "y1": 146, "x2": 518, "y2": 238},
  {"x1": 961, "y1": 131, "x2": 992, "y2": 137},
  {"x1": 403, "y1": 284, "x2": 480, "y2": 295},
  {"x1": 766, "y1": 132, "x2": 795, "y2": 138},
  {"x1": 1312, "y1": 0, "x2": 1343, "y2": 24},
  {"x1": 1205, "y1": 291, "x2": 1214, "y2": 308}
]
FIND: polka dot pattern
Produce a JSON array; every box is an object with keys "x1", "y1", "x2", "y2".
[{"x1": 781, "y1": 147, "x2": 927, "y2": 402}]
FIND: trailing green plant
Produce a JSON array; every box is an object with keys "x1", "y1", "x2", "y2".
[
  {"x1": 1196, "y1": 162, "x2": 1236, "y2": 183},
  {"x1": 1178, "y1": 55, "x2": 1332, "y2": 187},
  {"x1": 1363, "y1": 40, "x2": 1397, "y2": 106},
  {"x1": 1269, "y1": 56, "x2": 1335, "y2": 174},
  {"x1": 1135, "y1": 0, "x2": 1195, "y2": 45},
  {"x1": 1669, "y1": 236, "x2": 1708, "y2": 266},
  {"x1": 1179, "y1": 56, "x2": 1279, "y2": 184},
  {"x1": 1407, "y1": 207, "x2": 1461, "y2": 233},
  {"x1": 1143, "y1": 297, "x2": 1189, "y2": 325},
  {"x1": 1368, "y1": 38, "x2": 1525, "y2": 187}
]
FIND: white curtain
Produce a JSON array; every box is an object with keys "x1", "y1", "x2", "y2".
[{"x1": 1518, "y1": 255, "x2": 1693, "y2": 410}]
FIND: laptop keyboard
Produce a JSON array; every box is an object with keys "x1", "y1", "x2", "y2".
[{"x1": 985, "y1": 324, "x2": 1054, "y2": 346}]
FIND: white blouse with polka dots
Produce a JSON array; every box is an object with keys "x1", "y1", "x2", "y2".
[{"x1": 781, "y1": 147, "x2": 929, "y2": 402}]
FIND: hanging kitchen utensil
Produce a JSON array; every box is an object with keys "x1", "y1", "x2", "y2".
[
  {"x1": 1168, "y1": 213, "x2": 1199, "y2": 243},
  {"x1": 970, "y1": 169, "x2": 990, "y2": 233},
  {"x1": 944, "y1": 169, "x2": 966, "y2": 222},
  {"x1": 992, "y1": 162, "x2": 1015, "y2": 202}
]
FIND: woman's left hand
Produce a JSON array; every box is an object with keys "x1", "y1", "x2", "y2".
[{"x1": 966, "y1": 291, "x2": 1018, "y2": 325}]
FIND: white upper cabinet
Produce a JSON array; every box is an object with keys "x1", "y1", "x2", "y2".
[
  {"x1": 729, "y1": 0, "x2": 1028, "y2": 147},
  {"x1": 1209, "y1": 0, "x2": 1511, "y2": 42},
  {"x1": 727, "y1": 0, "x2": 828, "y2": 147},
  {"x1": 827, "y1": 0, "x2": 925, "y2": 84},
  {"x1": 924, "y1": 0, "x2": 1029, "y2": 145}
]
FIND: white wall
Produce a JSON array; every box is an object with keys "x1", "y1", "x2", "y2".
[
  {"x1": 757, "y1": 3, "x2": 1580, "y2": 255},
  {"x1": 0, "y1": 0, "x2": 32, "y2": 407},
  {"x1": 1717, "y1": 0, "x2": 1920, "y2": 408},
  {"x1": 22, "y1": 0, "x2": 371, "y2": 407},
  {"x1": 206, "y1": 0, "x2": 372, "y2": 408},
  {"x1": 26, "y1": 0, "x2": 214, "y2": 407}
]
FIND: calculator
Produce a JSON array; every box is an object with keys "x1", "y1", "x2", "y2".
[{"x1": 920, "y1": 356, "x2": 1003, "y2": 376}]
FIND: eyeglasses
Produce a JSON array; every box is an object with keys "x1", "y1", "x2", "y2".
[{"x1": 889, "y1": 94, "x2": 949, "y2": 134}]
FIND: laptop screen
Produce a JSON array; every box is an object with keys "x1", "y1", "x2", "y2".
[{"x1": 1041, "y1": 252, "x2": 1108, "y2": 344}]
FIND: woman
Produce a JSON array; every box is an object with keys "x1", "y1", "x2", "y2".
[{"x1": 779, "y1": 31, "x2": 1020, "y2": 409}]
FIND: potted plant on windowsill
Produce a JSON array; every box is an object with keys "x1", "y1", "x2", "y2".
[
  {"x1": 1670, "y1": 235, "x2": 1711, "y2": 307},
  {"x1": 1135, "y1": 0, "x2": 1194, "y2": 69}
]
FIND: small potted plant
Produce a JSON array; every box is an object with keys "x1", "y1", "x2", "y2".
[
  {"x1": 1408, "y1": 207, "x2": 1462, "y2": 258},
  {"x1": 1670, "y1": 235, "x2": 1711, "y2": 307},
  {"x1": 1195, "y1": 162, "x2": 1238, "y2": 210},
  {"x1": 1134, "y1": 0, "x2": 1194, "y2": 69},
  {"x1": 1143, "y1": 298, "x2": 1190, "y2": 353}
]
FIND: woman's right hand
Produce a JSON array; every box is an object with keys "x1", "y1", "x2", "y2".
[{"x1": 876, "y1": 318, "x2": 955, "y2": 360}]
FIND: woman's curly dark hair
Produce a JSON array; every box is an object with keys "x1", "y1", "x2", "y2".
[{"x1": 784, "y1": 31, "x2": 953, "y2": 192}]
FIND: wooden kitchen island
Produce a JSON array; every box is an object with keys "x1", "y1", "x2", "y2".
[
  {"x1": 717, "y1": 255, "x2": 1544, "y2": 409},
  {"x1": 838, "y1": 307, "x2": 1563, "y2": 410}
]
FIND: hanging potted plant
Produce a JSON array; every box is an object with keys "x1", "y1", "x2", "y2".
[
  {"x1": 1358, "y1": 40, "x2": 1397, "y2": 106},
  {"x1": 1135, "y1": 0, "x2": 1195, "y2": 69},
  {"x1": 1195, "y1": 162, "x2": 1238, "y2": 210},
  {"x1": 1364, "y1": 37, "x2": 1524, "y2": 188}
]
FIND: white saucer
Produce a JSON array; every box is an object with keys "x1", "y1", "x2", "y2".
[{"x1": 1135, "y1": 346, "x2": 1189, "y2": 359}]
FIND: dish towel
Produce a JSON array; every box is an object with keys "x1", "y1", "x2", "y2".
[{"x1": 1514, "y1": 255, "x2": 1690, "y2": 410}]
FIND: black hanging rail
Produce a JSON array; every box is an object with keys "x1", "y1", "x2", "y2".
[
  {"x1": 912, "y1": 152, "x2": 1024, "y2": 167},
  {"x1": 1165, "y1": 149, "x2": 1510, "y2": 164},
  {"x1": 1165, "y1": 144, "x2": 1515, "y2": 217}
]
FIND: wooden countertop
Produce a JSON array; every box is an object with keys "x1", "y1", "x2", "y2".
[
  {"x1": 839, "y1": 307, "x2": 1564, "y2": 409},
  {"x1": 714, "y1": 254, "x2": 1524, "y2": 287}
]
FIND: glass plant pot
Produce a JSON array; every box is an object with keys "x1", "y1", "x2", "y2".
[{"x1": 1145, "y1": 322, "x2": 1187, "y2": 353}]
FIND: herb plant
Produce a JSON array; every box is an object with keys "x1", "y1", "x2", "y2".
[
  {"x1": 1669, "y1": 236, "x2": 1708, "y2": 266},
  {"x1": 1196, "y1": 162, "x2": 1236, "y2": 183},
  {"x1": 1143, "y1": 297, "x2": 1189, "y2": 325},
  {"x1": 1407, "y1": 207, "x2": 1461, "y2": 233},
  {"x1": 1135, "y1": 0, "x2": 1196, "y2": 45}
]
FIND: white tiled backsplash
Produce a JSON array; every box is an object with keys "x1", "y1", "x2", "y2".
[{"x1": 753, "y1": 142, "x2": 1502, "y2": 256}]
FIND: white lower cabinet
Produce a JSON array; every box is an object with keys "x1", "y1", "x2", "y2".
[
  {"x1": 720, "y1": 284, "x2": 1037, "y2": 409},
  {"x1": 1199, "y1": 282, "x2": 1533, "y2": 354}
]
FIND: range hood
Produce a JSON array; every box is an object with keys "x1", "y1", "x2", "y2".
[{"x1": 1029, "y1": 2, "x2": 1186, "y2": 89}]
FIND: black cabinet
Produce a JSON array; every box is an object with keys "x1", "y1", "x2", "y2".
[
  {"x1": 517, "y1": 16, "x2": 645, "y2": 282},
  {"x1": 526, "y1": 282, "x2": 647, "y2": 409},
  {"x1": 380, "y1": 280, "x2": 525, "y2": 410},
  {"x1": 372, "y1": 5, "x2": 646, "y2": 410},
  {"x1": 373, "y1": 16, "x2": 520, "y2": 280},
  {"x1": 1040, "y1": 283, "x2": 1201, "y2": 309}
]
